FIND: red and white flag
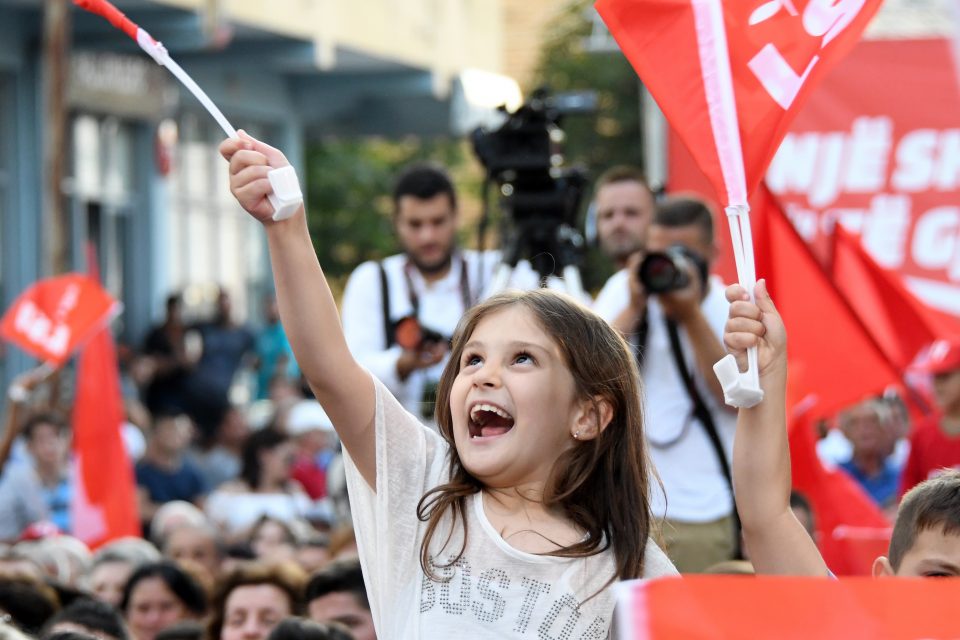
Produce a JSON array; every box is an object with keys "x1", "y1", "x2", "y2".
[
  {"x1": 0, "y1": 274, "x2": 118, "y2": 365},
  {"x1": 595, "y1": 0, "x2": 883, "y2": 204}
]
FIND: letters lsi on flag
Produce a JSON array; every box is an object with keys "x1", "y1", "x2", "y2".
[{"x1": 595, "y1": 0, "x2": 883, "y2": 204}]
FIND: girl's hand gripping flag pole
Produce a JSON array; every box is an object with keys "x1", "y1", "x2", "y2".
[{"x1": 72, "y1": 0, "x2": 302, "y2": 221}]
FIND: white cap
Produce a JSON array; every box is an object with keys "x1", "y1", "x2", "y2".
[{"x1": 287, "y1": 400, "x2": 335, "y2": 436}]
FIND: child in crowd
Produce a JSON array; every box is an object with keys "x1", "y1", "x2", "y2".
[
  {"x1": 899, "y1": 339, "x2": 960, "y2": 496},
  {"x1": 724, "y1": 281, "x2": 960, "y2": 577},
  {"x1": 219, "y1": 132, "x2": 676, "y2": 638}
]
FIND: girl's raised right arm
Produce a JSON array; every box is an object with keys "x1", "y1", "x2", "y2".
[{"x1": 220, "y1": 132, "x2": 377, "y2": 488}]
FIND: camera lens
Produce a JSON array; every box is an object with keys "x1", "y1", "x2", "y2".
[{"x1": 638, "y1": 251, "x2": 690, "y2": 293}]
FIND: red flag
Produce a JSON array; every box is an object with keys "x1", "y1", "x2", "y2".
[
  {"x1": 618, "y1": 575, "x2": 960, "y2": 638},
  {"x1": 595, "y1": 0, "x2": 883, "y2": 203},
  {"x1": 830, "y1": 224, "x2": 940, "y2": 372},
  {"x1": 753, "y1": 186, "x2": 899, "y2": 417},
  {"x1": 788, "y1": 411, "x2": 888, "y2": 575},
  {"x1": 70, "y1": 325, "x2": 140, "y2": 547},
  {"x1": 0, "y1": 274, "x2": 118, "y2": 365}
]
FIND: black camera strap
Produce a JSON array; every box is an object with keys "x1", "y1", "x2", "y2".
[
  {"x1": 665, "y1": 318, "x2": 743, "y2": 560},
  {"x1": 378, "y1": 255, "x2": 472, "y2": 348}
]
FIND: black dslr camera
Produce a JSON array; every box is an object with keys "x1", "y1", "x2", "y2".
[
  {"x1": 393, "y1": 316, "x2": 449, "y2": 352},
  {"x1": 638, "y1": 245, "x2": 709, "y2": 294}
]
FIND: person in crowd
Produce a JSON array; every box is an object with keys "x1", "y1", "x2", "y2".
[
  {"x1": 0, "y1": 412, "x2": 73, "y2": 541},
  {"x1": 204, "y1": 429, "x2": 310, "y2": 537},
  {"x1": 19, "y1": 535, "x2": 92, "y2": 588},
  {"x1": 591, "y1": 165, "x2": 656, "y2": 275},
  {"x1": 152, "y1": 621, "x2": 204, "y2": 640},
  {"x1": 266, "y1": 618, "x2": 353, "y2": 640},
  {"x1": 339, "y1": 163, "x2": 499, "y2": 422},
  {"x1": 594, "y1": 191, "x2": 736, "y2": 573},
  {"x1": 150, "y1": 503, "x2": 207, "y2": 548},
  {"x1": 0, "y1": 573, "x2": 60, "y2": 636},
  {"x1": 220, "y1": 132, "x2": 676, "y2": 638},
  {"x1": 161, "y1": 523, "x2": 223, "y2": 584},
  {"x1": 900, "y1": 339, "x2": 960, "y2": 495},
  {"x1": 141, "y1": 294, "x2": 195, "y2": 416},
  {"x1": 248, "y1": 516, "x2": 299, "y2": 565},
  {"x1": 286, "y1": 400, "x2": 338, "y2": 501},
  {"x1": 87, "y1": 539, "x2": 162, "y2": 601},
  {"x1": 724, "y1": 280, "x2": 960, "y2": 577},
  {"x1": 88, "y1": 552, "x2": 141, "y2": 610},
  {"x1": 189, "y1": 403, "x2": 249, "y2": 492},
  {"x1": 838, "y1": 399, "x2": 903, "y2": 508},
  {"x1": 184, "y1": 288, "x2": 256, "y2": 440},
  {"x1": 120, "y1": 562, "x2": 206, "y2": 640},
  {"x1": 255, "y1": 294, "x2": 299, "y2": 400},
  {"x1": 42, "y1": 598, "x2": 129, "y2": 640},
  {"x1": 206, "y1": 563, "x2": 305, "y2": 640},
  {"x1": 136, "y1": 412, "x2": 207, "y2": 530},
  {"x1": 295, "y1": 534, "x2": 331, "y2": 575},
  {"x1": 305, "y1": 559, "x2": 374, "y2": 640}
]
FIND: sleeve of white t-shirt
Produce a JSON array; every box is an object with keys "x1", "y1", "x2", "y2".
[
  {"x1": 342, "y1": 374, "x2": 449, "y2": 634},
  {"x1": 592, "y1": 270, "x2": 630, "y2": 322},
  {"x1": 341, "y1": 261, "x2": 405, "y2": 394}
]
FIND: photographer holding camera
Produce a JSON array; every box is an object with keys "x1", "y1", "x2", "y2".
[
  {"x1": 594, "y1": 184, "x2": 736, "y2": 573},
  {"x1": 340, "y1": 164, "x2": 501, "y2": 423}
]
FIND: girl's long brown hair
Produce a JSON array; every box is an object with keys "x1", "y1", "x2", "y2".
[{"x1": 416, "y1": 289, "x2": 655, "y2": 582}]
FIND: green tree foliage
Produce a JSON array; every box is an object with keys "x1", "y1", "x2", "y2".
[
  {"x1": 303, "y1": 137, "x2": 471, "y2": 293},
  {"x1": 533, "y1": 0, "x2": 644, "y2": 176}
]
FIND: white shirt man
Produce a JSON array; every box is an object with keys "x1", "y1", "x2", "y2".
[
  {"x1": 341, "y1": 165, "x2": 552, "y2": 421},
  {"x1": 593, "y1": 173, "x2": 735, "y2": 572}
]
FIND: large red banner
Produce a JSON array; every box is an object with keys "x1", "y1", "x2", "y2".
[
  {"x1": 618, "y1": 576, "x2": 960, "y2": 639},
  {"x1": 670, "y1": 37, "x2": 960, "y2": 320}
]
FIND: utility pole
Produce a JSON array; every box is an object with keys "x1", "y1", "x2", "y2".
[{"x1": 43, "y1": 0, "x2": 71, "y2": 277}]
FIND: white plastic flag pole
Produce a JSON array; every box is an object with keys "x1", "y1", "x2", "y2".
[
  {"x1": 688, "y1": 0, "x2": 763, "y2": 408},
  {"x1": 73, "y1": 0, "x2": 302, "y2": 221},
  {"x1": 712, "y1": 205, "x2": 764, "y2": 408}
]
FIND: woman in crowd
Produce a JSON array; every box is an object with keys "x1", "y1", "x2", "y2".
[
  {"x1": 205, "y1": 430, "x2": 311, "y2": 537},
  {"x1": 207, "y1": 562, "x2": 306, "y2": 640},
  {"x1": 120, "y1": 562, "x2": 206, "y2": 640}
]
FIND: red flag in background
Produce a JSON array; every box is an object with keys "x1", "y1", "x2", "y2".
[
  {"x1": 789, "y1": 411, "x2": 888, "y2": 575},
  {"x1": 754, "y1": 187, "x2": 900, "y2": 417},
  {"x1": 830, "y1": 224, "x2": 939, "y2": 372},
  {"x1": 71, "y1": 323, "x2": 140, "y2": 547},
  {"x1": 595, "y1": 0, "x2": 883, "y2": 204}
]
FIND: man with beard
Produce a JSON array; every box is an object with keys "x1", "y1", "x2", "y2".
[
  {"x1": 340, "y1": 164, "x2": 498, "y2": 422},
  {"x1": 591, "y1": 165, "x2": 656, "y2": 323}
]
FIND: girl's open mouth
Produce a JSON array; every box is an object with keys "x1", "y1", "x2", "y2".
[{"x1": 468, "y1": 403, "x2": 515, "y2": 438}]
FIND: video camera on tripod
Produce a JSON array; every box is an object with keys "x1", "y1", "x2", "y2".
[{"x1": 471, "y1": 88, "x2": 596, "y2": 297}]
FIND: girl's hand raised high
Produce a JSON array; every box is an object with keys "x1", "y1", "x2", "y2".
[
  {"x1": 219, "y1": 130, "x2": 299, "y2": 224},
  {"x1": 723, "y1": 279, "x2": 787, "y2": 380}
]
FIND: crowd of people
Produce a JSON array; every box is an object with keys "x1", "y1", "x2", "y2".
[{"x1": 0, "y1": 132, "x2": 958, "y2": 638}]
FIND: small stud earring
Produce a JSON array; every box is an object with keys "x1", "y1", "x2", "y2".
[{"x1": 573, "y1": 430, "x2": 581, "y2": 440}]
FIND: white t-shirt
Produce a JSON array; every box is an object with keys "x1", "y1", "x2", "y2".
[
  {"x1": 593, "y1": 270, "x2": 736, "y2": 523},
  {"x1": 343, "y1": 377, "x2": 677, "y2": 639}
]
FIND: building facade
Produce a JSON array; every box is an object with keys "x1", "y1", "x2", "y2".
[{"x1": 0, "y1": 0, "x2": 506, "y2": 395}]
